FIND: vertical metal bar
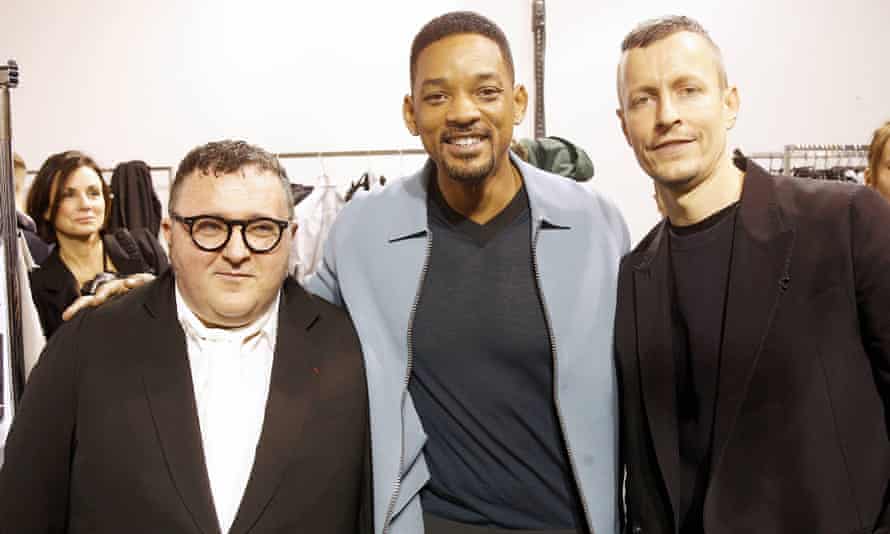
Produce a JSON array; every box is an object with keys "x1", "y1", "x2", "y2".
[
  {"x1": 0, "y1": 60, "x2": 24, "y2": 415},
  {"x1": 532, "y1": 0, "x2": 546, "y2": 138}
]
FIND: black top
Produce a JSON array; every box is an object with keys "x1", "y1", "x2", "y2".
[
  {"x1": 409, "y1": 177, "x2": 584, "y2": 529},
  {"x1": 29, "y1": 228, "x2": 168, "y2": 338},
  {"x1": 668, "y1": 202, "x2": 739, "y2": 533}
]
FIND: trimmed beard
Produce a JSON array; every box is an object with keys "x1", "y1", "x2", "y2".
[{"x1": 442, "y1": 155, "x2": 496, "y2": 187}]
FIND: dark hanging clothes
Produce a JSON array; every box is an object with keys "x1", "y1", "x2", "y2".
[
  {"x1": 667, "y1": 202, "x2": 739, "y2": 534},
  {"x1": 17, "y1": 211, "x2": 51, "y2": 265},
  {"x1": 409, "y1": 178, "x2": 585, "y2": 530},
  {"x1": 107, "y1": 161, "x2": 163, "y2": 237}
]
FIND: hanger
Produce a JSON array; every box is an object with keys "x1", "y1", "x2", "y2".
[{"x1": 317, "y1": 152, "x2": 333, "y2": 187}]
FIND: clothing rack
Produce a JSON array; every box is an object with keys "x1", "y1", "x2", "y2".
[
  {"x1": 745, "y1": 151, "x2": 786, "y2": 174},
  {"x1": 26, "y1": 165, "x2": 174, "y2": 186},
  {"x1": 782, "y1": 144, "x2": 868, "y2": 174},
  {"x1": 275, "y1": 149, "x2": 428, "y2": 188},
  {"x1": 275, "y1": 148, "x2": 426, "y2": 159}
]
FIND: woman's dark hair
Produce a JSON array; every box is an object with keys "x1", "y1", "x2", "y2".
[{"x1": 26, "y1": 150, "x2": 111, "y2": 243}]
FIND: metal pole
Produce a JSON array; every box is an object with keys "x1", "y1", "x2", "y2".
[
  {"x1": 532, "y1": 0, "x2": 546, "y2": 138},
  {"x1": 0, "y1": 60, "x2": 23, "y2": 416}
]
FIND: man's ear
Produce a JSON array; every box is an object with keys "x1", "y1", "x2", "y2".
[
  {"x1": 616, "y1": 108, "x2": 632, "y2": 147},
  {"x1": 161, "y1": 217, "x2": 172, "y2": 249},
  {"x1": 403, "y1": 94, "x2": 418, "y2": 136},
  {"x1": 723, "y1": 85, "x2": 740, "y2": 130},
  {"x1": 512, "y1": 84, "x2": 529, "y2": 125}
]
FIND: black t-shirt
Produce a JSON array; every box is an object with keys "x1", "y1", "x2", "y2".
[
  {"x1": 408, "y1": 178, "x2": 584, "y2": 529},
  {"x1": 668, "y1": 202, "x2": 739, "y2": 533}
]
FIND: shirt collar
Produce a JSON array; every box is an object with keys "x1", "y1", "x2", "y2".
[{"x1": 174, "y1": 284, "x2": 281, "y2": 347}]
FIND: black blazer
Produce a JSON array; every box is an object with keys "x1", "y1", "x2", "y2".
[
  {"x1": 0, "y1": 271, "x2": 372, "y2": 534},
  {"x1": 29, "y1": 228, "x2": 168, "y2": 337},
  {"x1": 616, "y1": 161, "x2": 890, "y2": 534}
]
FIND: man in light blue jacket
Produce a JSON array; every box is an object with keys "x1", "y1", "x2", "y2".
[{"x1": 308, "y1": 11, "x2": 630, "y2": 534}]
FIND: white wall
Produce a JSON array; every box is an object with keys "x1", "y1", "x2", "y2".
[{"x1": 3, "y1": 0, "x2": 889, "y2": 242}]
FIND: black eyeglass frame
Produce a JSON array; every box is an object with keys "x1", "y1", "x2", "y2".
[{"x1": 170, "y1": 213, "x2": 291, "y2": 253}]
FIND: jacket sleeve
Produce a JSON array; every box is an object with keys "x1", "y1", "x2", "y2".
[
  {"x1": 0, "y1": 312, "x2": 86, "y2": 533},
  {"x1": 849, "y1": 186, "x2": 890, "y2": 529}
]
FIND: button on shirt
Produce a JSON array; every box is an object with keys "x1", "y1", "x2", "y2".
[{"x1": 175, "y1": 288, "x2": 280, "y2": 534}]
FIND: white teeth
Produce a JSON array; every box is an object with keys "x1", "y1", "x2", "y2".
[{"x1": 451, "y1": 137, "x2": 482, "y2": 146}]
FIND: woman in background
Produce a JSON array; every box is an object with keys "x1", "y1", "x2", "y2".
[
  {"x1": 26, "y1": 150, "x2": 168, "y2": 337},
  {"x1": 865, "y1": 120, "x2": 890, "y2": 202}
]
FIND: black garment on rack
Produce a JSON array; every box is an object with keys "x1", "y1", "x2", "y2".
[{"x1": 107, "y1": 161, "x2": 163, "y2": 237}]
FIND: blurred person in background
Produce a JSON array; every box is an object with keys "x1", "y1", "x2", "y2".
[
  {"x1": 26, "y1": 150, "x2": 167, "y2": 337},
  {"x1": 13, "y1": 152, "x2": 51, "y2": 264},
  {"x1": 865, "y1": 120, "x2": 890, "y2": 202}
]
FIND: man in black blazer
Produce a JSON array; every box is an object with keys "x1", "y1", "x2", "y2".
[
  {"x1": 0, "y1": 140, "x2": 372, "y2": 534},
  {"x1": 614, "y1": 16, "x2": 890, "y2": 534}
]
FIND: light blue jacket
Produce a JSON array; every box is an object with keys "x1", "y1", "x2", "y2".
[{"x1": 307, "y1": 154, "x2": 630, "y2": 534}]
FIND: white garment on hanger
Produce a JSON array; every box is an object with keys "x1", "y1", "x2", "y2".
[
  {"x1": 18, "y1": 231, "x2": 46, "y2": 381},
  {"x1": 289, "y1": 175, "x2": 346, "y2": 284},
  {"x1": 1, "y1": 231, "x2": 46, "y2": 464}
]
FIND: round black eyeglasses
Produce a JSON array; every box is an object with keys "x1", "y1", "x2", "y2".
[{"x1": 171, "y1": 213, "x2": 291, "y2": 253}]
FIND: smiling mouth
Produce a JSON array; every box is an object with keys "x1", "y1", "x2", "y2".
[
  {"x1": 446, "y1": 136, "x2": 485, "y2": 147},
  {"x1": 653, "y1": 139, "x2": 694, "y2": 150}
]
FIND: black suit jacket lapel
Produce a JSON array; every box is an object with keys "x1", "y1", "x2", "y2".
[
  {"x1": 632, "y1": 222, "x2": 683, "y2": 529},
  {"x1": 228, "y1": 278, "x2": 323, "y2": 534},
  {"x1": 709, "y1": 162, "x2": 795, "y2": 485},
  {"x1": 141, "y1": 271, "x2": 221, "y2": 534}
]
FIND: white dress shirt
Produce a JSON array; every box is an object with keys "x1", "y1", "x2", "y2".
[{"x1": 175, "y1": 288, "x2": 280, "y2": 534}]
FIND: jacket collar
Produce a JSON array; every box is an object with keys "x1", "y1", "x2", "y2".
[
  {"x1": 36, "y1": 246, "x2": 75, "y2": 293},
  {"x1": 632, "y1": 158, "x2": 790, "y2": 273},
  {"x1": 629, "y1": 159, "x2": 796, "y2": 524},
  {"x1": 141, "y1": 271, "x2": 324, "y2": 534},
  {"x1": 387, "y1": 151, "x2": 571, "y2": 242}
]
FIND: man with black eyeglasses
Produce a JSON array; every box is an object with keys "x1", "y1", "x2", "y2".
[{"x1": 0, "y1": 140, "x2": 373, "y2": 534}]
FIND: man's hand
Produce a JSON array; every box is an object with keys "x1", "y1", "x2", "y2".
[{"x1": 62, "y1": 273, "x2": 155, "y2": 321}]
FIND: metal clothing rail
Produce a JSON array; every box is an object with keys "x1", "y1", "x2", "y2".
[
  {"x1": 746, "y1": 151, "x2": 786, "y2": 174},
  {"x1": 275, "y1": 148, "x2": 426, "y2": 159},
  {"x1": 782, "y1": 144, "x2": 869, "y2": 173},
  {"x1": 27, "y1": 165, "x2": 174, "y2": 176}
]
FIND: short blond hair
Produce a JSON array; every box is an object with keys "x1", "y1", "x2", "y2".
[
  {"x1": 867, "y1": 121, "x2": 890, "y2": 178},
  {"x1": 620, "y1": 15, "x2": 727, "y2": 89}
]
